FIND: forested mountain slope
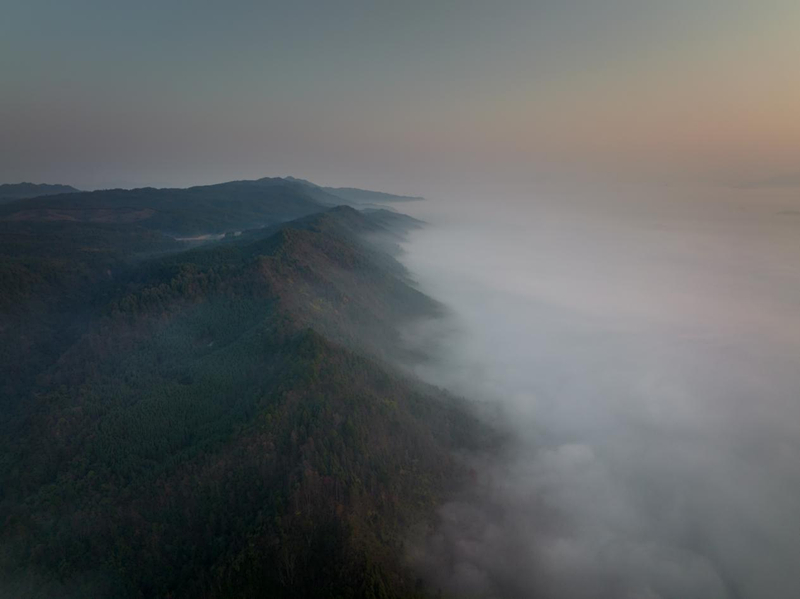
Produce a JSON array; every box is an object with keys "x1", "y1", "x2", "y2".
[{"x1": 0, "y1": 201, "x2": 486, "y2": 598}]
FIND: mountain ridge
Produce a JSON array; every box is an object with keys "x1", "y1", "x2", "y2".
[
  {"x1": 283, "y1": 176, "x2": 424, "y2": 203},
  {"x1": 0, "y1": 182, "x2": 80, "y2": 203},
  {"x1": 0, "y1": 192, "x2": 488, "y2": 598},
  {"x1": 0, "y1": 177, "x2": 423, "y2": 236}
]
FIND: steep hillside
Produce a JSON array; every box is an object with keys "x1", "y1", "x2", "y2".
[
  {"x1": 0, "y1": 179, "x2": 328, "y2": 402},
  {"x1": 0, "y1": 205, "x2": 486, "y2": 598}
]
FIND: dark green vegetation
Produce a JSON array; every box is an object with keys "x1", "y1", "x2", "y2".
[
  {"x1": 0, "y1": 181, "x2": 485, "y2": 598},
  {"x1": 0, "y1": 183, "x2": 79, "y2": 204}
]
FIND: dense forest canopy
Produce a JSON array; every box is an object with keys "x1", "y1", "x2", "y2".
[{"x1": 0, "y1": 179, "x2": 487, "y2": 598}]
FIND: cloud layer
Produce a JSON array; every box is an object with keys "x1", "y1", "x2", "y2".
[{"x1": 399, "y1": 184, "x2": 800, "y2": 599}]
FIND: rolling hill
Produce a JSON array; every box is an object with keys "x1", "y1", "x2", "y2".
[{"x1": 0, "y1": 183, "x2": 79, "y2": 203}]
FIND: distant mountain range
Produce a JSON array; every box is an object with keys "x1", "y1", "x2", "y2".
[
  {"x1": 0, "y1": 182, "x2": 79, "y2": 203},
  {"x1": 0, "y1": 177, "x2": 483, "y2": 599},
  {"x1": 0, "y1": 178, "x2": 325, "y2": 235},
  {"x1": 283, "y1": 176, "x2": 424, "y2": 204},
  {"x1": 0, "y1": 177, "x2": 423, "y2": 235}
]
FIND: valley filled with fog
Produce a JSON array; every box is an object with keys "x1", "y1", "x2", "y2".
[{"x1": 398, "y1": 184, "x2": 800, "y2": 599}]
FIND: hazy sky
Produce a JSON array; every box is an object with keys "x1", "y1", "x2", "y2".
[{"x1": 2, "y1": 0, "x2": 798, "y2": 190}]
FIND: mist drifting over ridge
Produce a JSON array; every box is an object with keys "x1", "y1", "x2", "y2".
[
  {"x1": 396, "y1": 183, "x2": 800, "y2": 599},
  {"x1": 5, "y1": 0, "x2": 800, "y2": 595}
]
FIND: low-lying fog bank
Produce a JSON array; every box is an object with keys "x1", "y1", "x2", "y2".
[{"x1": 397, "y1": 184, "x2": 800, "y2": 599}]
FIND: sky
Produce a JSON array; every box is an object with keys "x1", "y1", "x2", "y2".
[{"x1": 2, "y1": 0, "x2": 799, "y2": 190}]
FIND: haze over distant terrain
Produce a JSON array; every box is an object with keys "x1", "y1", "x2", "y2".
[{"x1": 397, "y1": 182, "x2": 800, "y2": 598}]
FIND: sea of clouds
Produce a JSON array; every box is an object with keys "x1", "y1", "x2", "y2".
[{"x1": 398, "y1": 183, "x2": 800, "y2": 599}]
